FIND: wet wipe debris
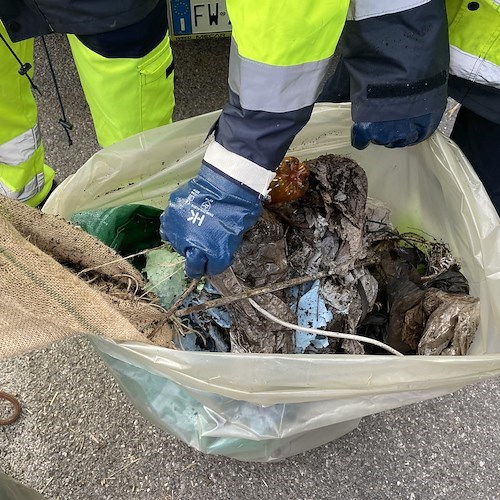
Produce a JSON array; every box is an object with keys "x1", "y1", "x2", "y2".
[{"x1": 151, "y1": 154, "x2": 480, "y2": 356}]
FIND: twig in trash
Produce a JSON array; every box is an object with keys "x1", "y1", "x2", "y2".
[
  {"x1": 175, "y1": 270, "x2": 334, "y2": 317},
  {"x1": 163, "y1": 279, "x2": 200, "y2": 318},
  {"x1": 144, "y1": 279, "x2": 200, "y2": 345},
  {"x1": 111, "y1": 273, "x2": 141, "y2": 295},
  {"x1": 77, "y1": 244, "x2": 167, "y2": 277},
  {"x1": 175, "y1": 256, "x2": 380, "y2": 317}
]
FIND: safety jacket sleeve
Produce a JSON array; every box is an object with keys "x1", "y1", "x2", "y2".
[
  {"x1": 160, "y1": 1, "x2": 351, "y2": 277},
  {"x1": 205, "y1": 0, "x2": 350, "y2": 193},
  {"x1": 340, "y1": 0, "x2": 450, "y2": 123}
]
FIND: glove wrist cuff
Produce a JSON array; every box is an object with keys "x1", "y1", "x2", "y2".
[{"x1": 203, "y1": 141, "x2": 276, "y2": 197}]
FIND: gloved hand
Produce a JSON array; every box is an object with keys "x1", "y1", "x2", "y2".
[
  {"x1": 160, "y1": 164, "x2": 263, "y2": 278},
  {"x1": 351, "y1": 112, "x2": 443, "y2": 150}
]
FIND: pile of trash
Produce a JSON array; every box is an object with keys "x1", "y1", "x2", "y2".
[{"x1": 133, "y1": 154, "x2": 480, "y2": 357}]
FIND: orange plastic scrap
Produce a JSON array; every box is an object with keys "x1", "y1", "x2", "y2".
[{"x1": 267, "y1": 156, "x2": 309, "y2": 205}]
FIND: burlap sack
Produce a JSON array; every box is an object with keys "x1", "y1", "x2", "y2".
[{"x1": 0, "y1": 197, "x2": 172, "y2": 359}]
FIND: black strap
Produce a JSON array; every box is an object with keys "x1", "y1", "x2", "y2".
[
  {"x1": 367, "y1": 70, "x2": 448, "y2": 99},
  {"x1": 41, "y1": 36, "x2": 73, "y2": 146},
  {"x1": 0, "y1": 31, "x2": 41, "y2": 94}
]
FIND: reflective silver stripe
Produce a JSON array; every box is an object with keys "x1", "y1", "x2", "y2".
[
  {"x1": 0, "y1": 172, "x2": 45, "y2": 202},
  {"x1": 228, "y1": 40, "x2": 330, "y2": 113},
  {"x1": 204, "y1": 141, "x2": 276, "y2": 196},
  {"x1": 0, "y1": 123, "x2": 41, "y2": 166},
  {"x1": 450, "y1": 45, "x2": 500, "y2": 89},
  {"x1": 347, "y1": 0, "x2": 431, "y2": 20}
]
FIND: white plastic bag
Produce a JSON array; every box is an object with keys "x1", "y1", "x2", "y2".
[{"x1": 44, "y1": 104, "x2": 500, "y2": 462}]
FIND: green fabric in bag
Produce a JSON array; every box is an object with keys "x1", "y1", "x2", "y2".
[{"x1": 70, "y1": 204, "x2": 162, "y2": 256}]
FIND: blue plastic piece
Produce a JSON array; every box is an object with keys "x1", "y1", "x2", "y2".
[{"x1": 290, "y1": 280, "x2": 333, "y2": 353}]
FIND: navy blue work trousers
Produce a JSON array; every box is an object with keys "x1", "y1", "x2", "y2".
[{"x1": 451, "y1": 106, "x2": 500, "y2": 215}]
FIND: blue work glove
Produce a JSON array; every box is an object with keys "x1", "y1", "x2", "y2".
[
  {"x1": 160, "y1": 165, "x2": 263, "y2": 278},
  {"x1": 351, "y1": 112, "x2": 443, "y2": 150}
]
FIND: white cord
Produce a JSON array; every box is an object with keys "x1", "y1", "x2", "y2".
[{"x1": 248, "y1": 298, "x2": 404, "y2": 357}]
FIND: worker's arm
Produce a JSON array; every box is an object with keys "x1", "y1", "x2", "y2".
[
  {"x1": 161, "y1": 1, "x2": 350, "y2": 278},
  {"x1": 322, "y1": 0, "x2": 450, "y2": 149}
]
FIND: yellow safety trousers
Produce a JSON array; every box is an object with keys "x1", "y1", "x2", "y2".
[
  {"x1": 68, "y1": 31, "x2": 175, "y2": 147},
  {"x1": 0, "y1": 23, "x2": 54, "y2": 207},
  {"x1": 1, "y1": 24, "x2": 175, "y2": 205}
]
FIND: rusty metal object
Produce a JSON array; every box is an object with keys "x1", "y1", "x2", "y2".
[{"x1": 0, "y1": 390, "x2": 21, "y2": 425}]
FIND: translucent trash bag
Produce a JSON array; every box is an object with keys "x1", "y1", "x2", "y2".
[{"x1": 44, "y1": 103, "x2": 500, "y2": 462}]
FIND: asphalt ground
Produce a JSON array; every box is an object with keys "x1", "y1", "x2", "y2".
[{"x1": 1, "y1": 34, "x2": 499, "y2": 500}]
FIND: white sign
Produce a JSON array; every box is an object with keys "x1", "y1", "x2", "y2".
[{"x1": 190, "y1": 1, "x2": 231, "y2": 34}]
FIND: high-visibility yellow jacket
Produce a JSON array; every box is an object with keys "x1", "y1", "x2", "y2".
[
  {"x1": 446, "y1": 0, "x2": 500, "y2": 123},
  {"x1": 204, "y1": 0, "x2": 449, "y2": 198},
  {"x1": 322, "y1": 1, "x2": 500, "y2": 126}
]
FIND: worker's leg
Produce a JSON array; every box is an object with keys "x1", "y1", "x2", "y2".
[
  {"x1": 450, "y1": 106, "x2": 500, "y2": 214},
  {"x1": 0, "y1": 24, "x2": 55, "y2": 206},
  {"x1": 67, "y1": 0, "x2": 174, "y2": 148}
]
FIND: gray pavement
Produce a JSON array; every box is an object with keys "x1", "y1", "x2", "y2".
[{"x1": 1, "y1": 34, "x2": 499, "y2": 500}]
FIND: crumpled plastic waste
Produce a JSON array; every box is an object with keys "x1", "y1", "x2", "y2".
[
  {"x1": 176, "y1": 283, "x2": 230, "y2": 352},
  {"x1": 266, "y1": 156, "x2": 309, "y2": 205},
  {"x1": 418, "y1": 288, "x2": 480, "y2": 355},
  {"x1": 152, "y1": 155, "x2": 478, "y2": 356},
  {"x1": 376, "y1": 249, "x2": 479, "y2": 355}
]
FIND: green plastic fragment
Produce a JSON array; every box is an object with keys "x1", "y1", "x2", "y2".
[
  {"x1": 70, "y1": 204, "x2": 163, "y2": 255},
  {"x1": 144, "y1": 246, "x2": 187, "y2": 308}
]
